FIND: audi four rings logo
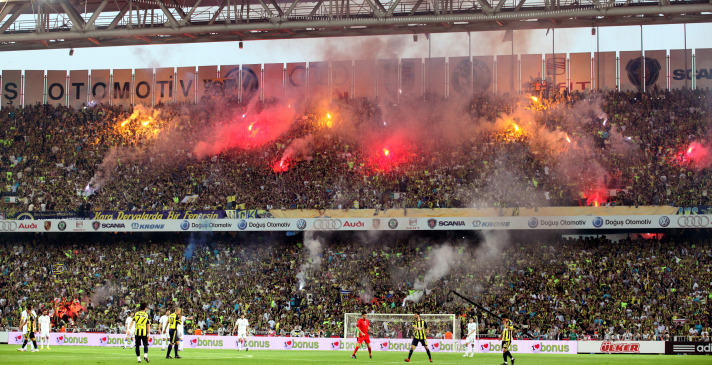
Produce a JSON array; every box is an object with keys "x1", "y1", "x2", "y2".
[
  {"x1": 0, "y1": 221, "x2": 18, "y2": 231},
  {"x1": 677, "y1": 216, "x2": 710, "y2": 228},
  {"x1": 313, "y1": 219, "x2": 342, "y2": 230}
]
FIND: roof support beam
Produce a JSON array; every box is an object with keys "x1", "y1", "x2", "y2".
[
  {"x1": 108, "y1": 3, "x2": 131, "y2": 30},
  {"x1": 156, "y1": 0, "x2": 181, "y2": 28},
  {"x1": 180, "y1": 0, "x2": 203, "y2": 25},
  {"x1": 208, "y1": 0, "x2": 228, "y2": 24},
  {"x1": 0, "y1": 2, "x2": 29, "y2": 33},
  {"x1": 85, "y1": 0, "x2": 109, "y2": 30},
  {"x1": 59, "y1": 0, "x2": 87, "y2": 31},
  {"x1": 284, "y1": 0, "x2": 300, "y2": 18}
]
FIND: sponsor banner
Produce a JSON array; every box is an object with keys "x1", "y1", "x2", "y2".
[
  {"x1": 666, "y1": 341, "x2": 712, "y2": 355},
  {"x1": 24, "y1": 70, "x2": 44, "y2": 105},
  {"x1": 577, "y1": 340, "x2": 665, "y2": 354},
  {"x1": 496, "y1": 55, "x2": 516, "y2": 94},
  {"x1": 1, "y1": 215, "x2": 710, "y2": 233},
  {"x1": 7, "y1": 333, "x2": 574, "y2": 353},
  {"x1": 354, "y1": 60, "x2": 376, "y2": 99}
]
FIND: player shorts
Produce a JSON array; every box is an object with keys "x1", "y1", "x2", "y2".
[
  {"x1": 40, "y1": 330, "x2": 50, "y2": 338},
  {"x1": 411, "y1": 338, "x2": 427, "y2": 347},
  {"x1": 502, "y1": 341, "x2": 511, "y2": 351},
  {"x1": 357, "y1": 336, "x2": 370, "y2": 345},
  {"x1": 169, "y1": 329, "x2": 178, "y2": 344},
  {"x1": 26, "y1": 331, "x2": 36, "y2": 340},
  {"x1": 238, "y1": 331, "x2": 247, "y2": 338},
  {"x1": 135, "y1": 335, "x2": 149, "y2": 348},
  {"x1": 466, "y1": 335, "x2": 477, "y2": 343}
]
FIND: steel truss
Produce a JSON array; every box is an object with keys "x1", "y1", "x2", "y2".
[{"x1": 0, "y1": 0, "x2": 709, "y2": 51}]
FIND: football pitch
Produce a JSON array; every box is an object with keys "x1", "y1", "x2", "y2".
[{"x1": 1, "y1": 345, "x2": 711, "y2": 364}]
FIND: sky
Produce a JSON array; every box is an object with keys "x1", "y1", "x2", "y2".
[{"x1": 0, "y1": 23, "x2": 709, "y2": 70}]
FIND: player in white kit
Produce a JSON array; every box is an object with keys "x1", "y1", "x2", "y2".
[
  {"x1": 38, "y1": 309, "x2": 52, "y2": 350},
  {"x1": 159, "y1": 310, "x2": 169, "y2": 351},
  {"x1": 123, "y1": 314, "x2": 135, "y2": 349},
  {"x1": 463, "y1": 317, "x2": 478, "y2": 357},
  {"x1": 231, "y1": 313, "x2": 250, "y2": 351},
  {"x1": 176, "y1": 313, "x2": 193, "y2": 351}
]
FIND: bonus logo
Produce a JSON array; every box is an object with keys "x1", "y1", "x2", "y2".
[
  {"x1": 592, "y1": 217, "x2": 604, "y2": 228},
  {"x1": 180, "y1": 220, "x2": 190, "y2": 231},
  {"x1": 284, "y1": 339, "x2": 294, "y2": 350},
  {"x1": 430, "y1": 342, "x2": 441, "y2": 352},
  {"x1": 331, "y1": 341, "x2": 340, "y2": 350},
  {"x1": 380, "y1": 342, "x2": 389, "y2": 350},
  {"x1": 531, "y1": 343, "x2": 542, "y2": 353},
  {"x1": 190, "y1": 338, "x2": 198, "y2": 346},
  {"x1": 15, "y1": 335, "x2": 22, "y2": 341},
  {"x1": 100, "y1": 336, "x2": 108, "y2": 344},
  {"x1": 528, "y1": 217, "x2": 539, "y2": 228},
  {"x1": 480, "y1": 342, "x2": 490, "y2": 352},
  {"x1": 57, "y1": 335, "x2": 65, "y2": 343}
]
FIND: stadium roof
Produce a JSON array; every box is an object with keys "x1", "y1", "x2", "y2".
[{"x1": 0, "y1": 0, "x2": 710, "y2": 51}]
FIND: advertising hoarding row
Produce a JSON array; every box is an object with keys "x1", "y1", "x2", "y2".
[
  {"x1": 0, "y1": 215, "x2": 709, "y2": 233},
  {"x1": 7, "y1": 333, "x2": 576, "y2": 354},
  {"x1": 2, "y1": 48, "x2": 712, "y2": 107}
]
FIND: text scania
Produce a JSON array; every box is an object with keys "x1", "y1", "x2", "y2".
[
  {"x1": 62, "y1": 337, "x2": 89, "y2": 344},
  {"x1": 604, "y1": 219, "x2": 652, "y2": 227},
  {"x1": 539, "y1": 219, "x2": 586, "y2": 227},
  {"x1": 101, "y1": 223, "x2": 126, "y2": 229},
  {"x1": 438, "y1": 221, "x2": 465, "y2": 227}
]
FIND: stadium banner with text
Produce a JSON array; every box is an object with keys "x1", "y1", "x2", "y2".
[
  {"x1": 89, "y1": 210, "x2": 228, "y2": 220},
  {"x1": 577, "y1": 340, "x2": 665, "y2": 354},
  {"x1": 5, "y1": 49, "x2": 712, "y2": 108},
  {"x1": 2, "y1": 215, "x2": 709, "y2": 233},
  {"x1": 665, "y1": 341, "x2": 712, "y2": 355},
  {"x1": 7, "y1": 333, "x2": 575, "y2": 353}
]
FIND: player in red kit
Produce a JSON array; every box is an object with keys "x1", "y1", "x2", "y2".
[{"x1": 352, "y1": 311, "x2": 372, "y2": 359}]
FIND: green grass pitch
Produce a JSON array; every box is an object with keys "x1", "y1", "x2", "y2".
[{"x1": 1, "y1": 345, "x2": 711, "y2": 364}]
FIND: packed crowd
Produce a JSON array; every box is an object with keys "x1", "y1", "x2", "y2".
[
  {"x1": 0, "y1": 88, "x2": 710, "y2": 213},
  {"x1": 1, "y1": 232, "x2": 710, "y2": 341}
]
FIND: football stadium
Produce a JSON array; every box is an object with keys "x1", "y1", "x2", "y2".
[{"x1": 1, "y1": 0, "x2": 711, "y2": 364}]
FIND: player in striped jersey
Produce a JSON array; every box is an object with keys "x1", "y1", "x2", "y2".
[
  {"x1": 500, "y1": 316, "x2": 515, "y2": 365},
  {"x1": 126, "y1": 303, "x2": 151, "y2": 363},
  {"x1": 404, "y1": 312, "x2": 432, "y2": 363},
  {"x1": 17, "y1": 303, "x2": 38, "y2": 352}
]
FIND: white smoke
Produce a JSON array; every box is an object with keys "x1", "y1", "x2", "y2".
[
  {"x1": 403, "y1": 244, "x2": 456, "y2": 304},
  {"x1": 297, "y1": 232, "x2": 323, "y2": 290}
]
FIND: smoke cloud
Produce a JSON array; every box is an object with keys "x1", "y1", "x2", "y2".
[
  {"x1": 296, "y1": 232, "x2": 324, "y2": 290},
  {"x1": 403, "y1": 244, "x2": 457, "y2": 304}
]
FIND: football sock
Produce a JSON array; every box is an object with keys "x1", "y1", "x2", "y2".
[
  {"x1": 166, "y1": 345, "x2": 172, "y2": 357},
  {"x1": 408, "y1": 349, "x2": 413, "y2": 360},
  {"x1": 426, "y1": 348, "x2": 432, "y2": 360}
]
